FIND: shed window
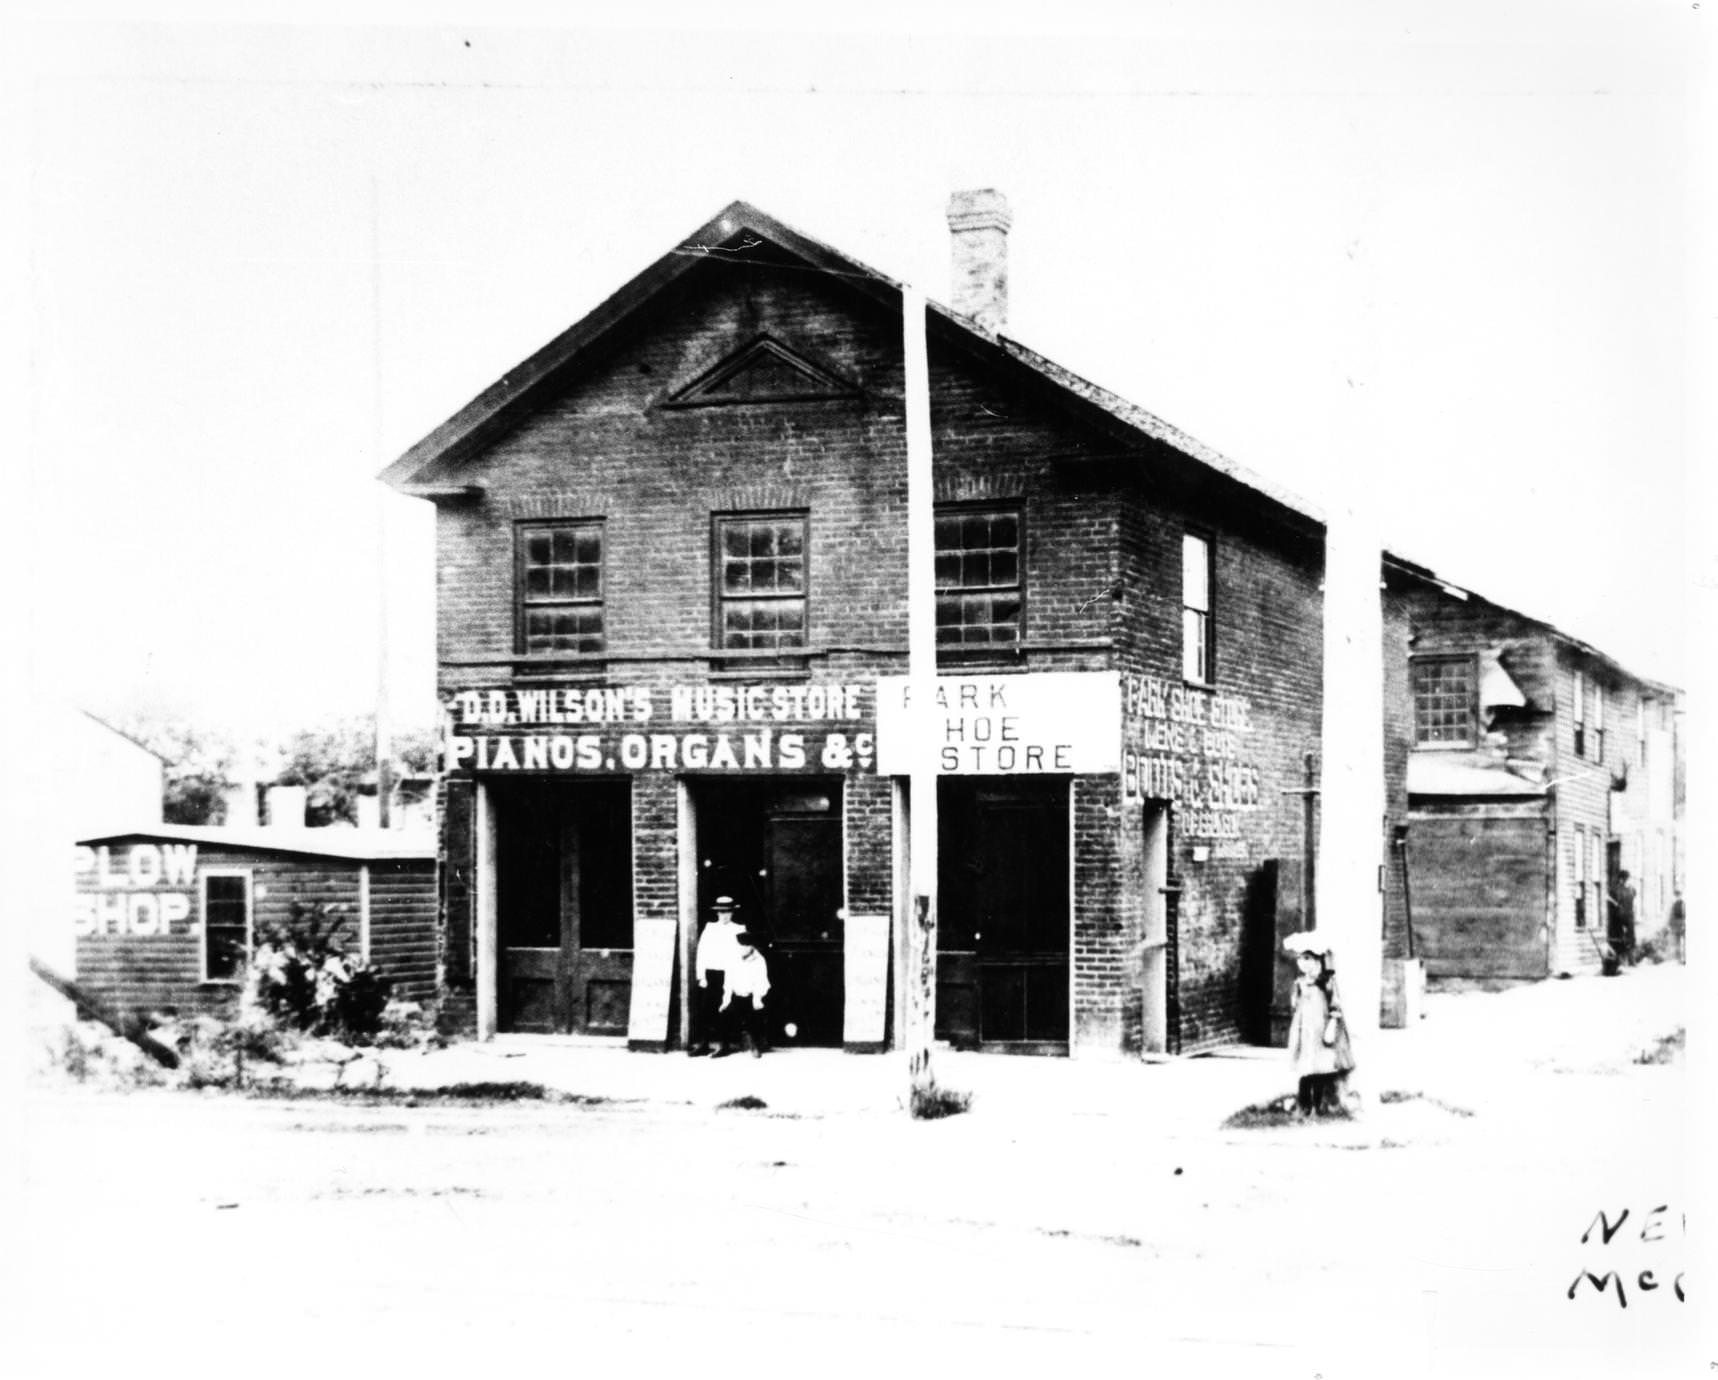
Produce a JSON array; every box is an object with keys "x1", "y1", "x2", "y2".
[
  {"x1": 518, "y1": 521, "x2": 604, "y2": 655},
  {"x1": 1182, "y1": 532, "x2": 1214, "y2": 684},
  {"x1": 935, "y1": 507, "x2": 1022, "y2": 649},
  {"x1": 202, "y1": 871, "x2": 252, "y2": 983},
  {"x1": 716, "y1": 513, "x2": 807, "y2": 651},
  {"x1": 1411, "y1": 657, "x2": 1475, "y2": 746}
]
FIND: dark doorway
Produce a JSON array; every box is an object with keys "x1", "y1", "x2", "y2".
[
  {"x1": 494, "y1": 779, "x2": 634, "y2": 1034},
  {"x1": 691, "y1": 779, "x2": 844, "y2": 1047},
  {"x1": 936, "y1": 778, "x2": 1070, "y2": 1050}
]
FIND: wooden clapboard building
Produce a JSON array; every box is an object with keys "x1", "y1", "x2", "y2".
[
  {"x1": 72, "y1": 825, "x2": 437, "y2": 1018},
  {"x1": 383, "y1": 194, "x2": 1328, "y2": 1056},
  {"x1": 1381, "y1": 555, "x2": 1683, "y2": 980}
]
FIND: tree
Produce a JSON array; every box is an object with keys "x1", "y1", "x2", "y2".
[
  {"x1": 112, "y1": 711, "x2": 240, "y2": 825},
  {"x1": 276, "y1": 716, "x2": 438, "y2": 827}
]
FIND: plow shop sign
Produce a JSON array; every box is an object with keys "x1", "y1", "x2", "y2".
[{"x1": 74, "y1": 843, "x2": 199, "y2": 937}]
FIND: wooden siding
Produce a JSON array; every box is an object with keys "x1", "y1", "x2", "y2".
[
  {"x1": 1405, "y1": 813, "x2": 1549, "y2": 979},
  {"x1": 75, "y1": 843, "x2": 436, "y2": 1018}
]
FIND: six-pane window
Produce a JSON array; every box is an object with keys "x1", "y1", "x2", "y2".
[
  {"x1": 1182, "y1": 533, "x2": 1213, "y2": 683},
  {"x1": 1572, "y1": 669, "x2": 1587, "y2": 757},
  {"x1": 1411, "y1": 657, "x2": 1475, "y2": 746},
  {"x1": 716, "y1": 514, "x2": 807, "y2": 651},
  {"x1": 203, "y1": 872, "x2": 251, "y2": 982},
  {"x1": 935, "y1": 508, "x2": 1022, "y2": 648},
  {"x1": 519, "y1": 521, "x2": 604, "y2": 654}
]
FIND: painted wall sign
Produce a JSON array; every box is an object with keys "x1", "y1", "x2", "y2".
[
  {"x1": 446, "y1": 683, "x2": 876, "y2": 776},
  {"x1": 73, "y1": 844, "x2": 198, "y2": 937},
  {"x1": 874, "y1": 672, "x2": 1122, "y2": 775},
  {"x1": 1120, "y1": 672, "x2": 1265, "y2": 841},
  {"x1": 626, "y1": 918, "x2": 677, "y2": 1046},
  {"x1": 842, "y1": 914, "x2": 890, "y2": 1046}
]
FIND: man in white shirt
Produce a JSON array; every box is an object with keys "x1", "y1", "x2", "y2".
[
  {"x1": 690, "y1": 896, "x2": 744, "y2": 1056},
  {"x1": 719, "y1": 929, "x2": 772, "y2": 1058}
]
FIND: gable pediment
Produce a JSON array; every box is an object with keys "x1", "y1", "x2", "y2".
[{"x1": 663, "y1": 335, "x2": 857, "y2": 408}]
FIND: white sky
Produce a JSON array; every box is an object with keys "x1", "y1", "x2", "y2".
[{"x1": 10, "y1": 1, "x2": 1709, "y2": 743}]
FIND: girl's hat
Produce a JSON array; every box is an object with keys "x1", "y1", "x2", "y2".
[
  {"x1": 713, "y1": 896, "x2": 739, "y2": 910},
  {"x1": 1282, "y1": 930, "x2": 1334, "y2": 957}
]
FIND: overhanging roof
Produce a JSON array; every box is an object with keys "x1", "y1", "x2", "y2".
[
  {"x1": 1407, "y1": 753, "x2": 1547, "y2": 799},
  {"x1": 379, "y1": 199, "x2": 1324, "y2": 530}
]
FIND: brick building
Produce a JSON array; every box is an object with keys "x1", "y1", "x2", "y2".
[
  {"x1": 1381, "y1": 555, "x2": 1683, "y2": 980},
  {"x1": 382, "y1": 195, "x2": 1328, "y2": 1057}
]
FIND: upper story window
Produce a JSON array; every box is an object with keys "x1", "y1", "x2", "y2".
[
  {"x1": 1411, "y1": 656, "x2": 1476, "y2": 747},
  {"x1": 1592, "y1": 681, "x2": 1605, "y2": 763},
  {"x1": 715, "y1": 513, "x2": 807, "y2": 651},
  {"x1": 1572, "y1": 669, "x2": 1587, "y2": 758},
  {"x1": 1182, "y1": 532, "x2": 1214, "y2": 685},
  {"x1": 202, "y1": 870, "x2": 252, "y2": 983},
  {"x1": 518, "y1": 520, "x2": 605, "y2": 655},
  {"x1": 935, "y1": 506, "x2": 1022, "y2": 650},
  {"x1": 1639, "y1": 697, "x2": 1649, "y2": 768}
]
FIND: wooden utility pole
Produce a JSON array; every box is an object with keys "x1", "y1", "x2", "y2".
[
  {"x1": 903, "y1": 285, "x2": 938, "y2": 1100},
  {"x1": 372, "y1": 174, "x2": 393, "y2": 829},
  {"x1": 1315, "y1": 504, "x2": 1385, "y2": 1088}
]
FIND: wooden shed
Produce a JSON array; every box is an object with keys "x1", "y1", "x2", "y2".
[{"x1": 72, "y1": 825, "x2": 437, "y2": 1019}]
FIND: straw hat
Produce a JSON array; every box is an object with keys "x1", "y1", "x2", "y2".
[{"x1": 1281, "y1": 930, "x2": 1334, "y2": 957}]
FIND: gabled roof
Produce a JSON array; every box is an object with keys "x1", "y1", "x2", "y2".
[
  {"x1": 76, "y1": 824, "x2": 436, "y2": 863},
  {"x1": 379, "y1": 199, "x2": 1323, "y2": 529},
  {"x1": 1381, "y1": 550, "x2": 1681, "y2": 698}
]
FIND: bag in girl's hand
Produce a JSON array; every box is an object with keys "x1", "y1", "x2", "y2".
[{"x1": 1322, "y1": 1015, "x2": 1340, "y2": 1047}]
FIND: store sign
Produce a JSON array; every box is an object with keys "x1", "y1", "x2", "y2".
[
  {"x1": 73, "y1": 844, "x2": 198, "y2": 937},
  {"x1": 875, "y1": 673, "x2": 1122, "y2": 775},
  {"x1": 445, "y1": 683, "x2": 876, "y2": 775},
  {"x1": 1120, "y1": 672, "x2": 1265, "y2": 842}
]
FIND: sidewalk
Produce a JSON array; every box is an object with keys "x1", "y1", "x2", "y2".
[{"x1": 368, "y1": 960, "x2": 1685, "y2": 1124}]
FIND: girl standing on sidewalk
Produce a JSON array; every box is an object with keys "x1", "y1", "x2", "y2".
[{"x1": 1284, "y1": 932, "x2": 1355, "y2": 1116}]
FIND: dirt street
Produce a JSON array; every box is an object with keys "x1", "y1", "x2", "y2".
[{"x1": 12, "y1": 969, "x2": 1698, "y2": 1379}]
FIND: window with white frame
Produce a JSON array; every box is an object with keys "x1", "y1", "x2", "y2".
[
  {"x1": 1592, "y1": 681, "x2": 1605, "y2": 763},
  {"x1": 1639, "y1": 697, "x2": 1649, "y2": 768},
  {"x1": 517, "y1": 520, "x2": 605, "y2": 655},
  {"x1": 1182, "y1": 532, "x2": 1213, "y2": 684},
  {"x1": 715, "y1": 512, "x2": 808, "y2": 652},
  {"x1": 935, "y1": 506, "x2": 1022, "y2": 651},
  {"x1": 1411, "y1": 656, "x2": 1476, "y2": 747},
  {"x1": 202, "y1": 870, "x2": 252, "y2": 982}
]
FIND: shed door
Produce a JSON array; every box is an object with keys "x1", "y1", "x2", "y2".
[{"x1": 1406, "y1": 815, "x2": 1549, "y2": 979}]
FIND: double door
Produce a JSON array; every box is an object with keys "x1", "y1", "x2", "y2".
[
  {"x1": 496, "y1": 780, "x2": 633, "y2": 1034},
  {"x1": 936, "y1": 780, "x2": 1070, "y2": 1049}
]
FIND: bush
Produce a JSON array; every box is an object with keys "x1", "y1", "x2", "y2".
[
  {"x1": 245, "y1": 901, "x2": 393, "y2": 1042},
  {"x1": 908, "y1": 1081, "x2": 972, "y2": 1120}
]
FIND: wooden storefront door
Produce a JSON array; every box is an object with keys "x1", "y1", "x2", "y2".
[
  {"x1": 764, "y1": 811, "x2": 844, "y2": 1046},
  {"x1": 936, "y1": 780, "x2": 1070, "y2": 1050},
  {"x1": 497, "y1": 781, "x2": 633, "y2": 1034}
]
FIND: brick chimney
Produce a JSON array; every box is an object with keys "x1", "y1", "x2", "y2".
[{"x1": 946, "y1": 189, "x2": 1012, "y2": 334}]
